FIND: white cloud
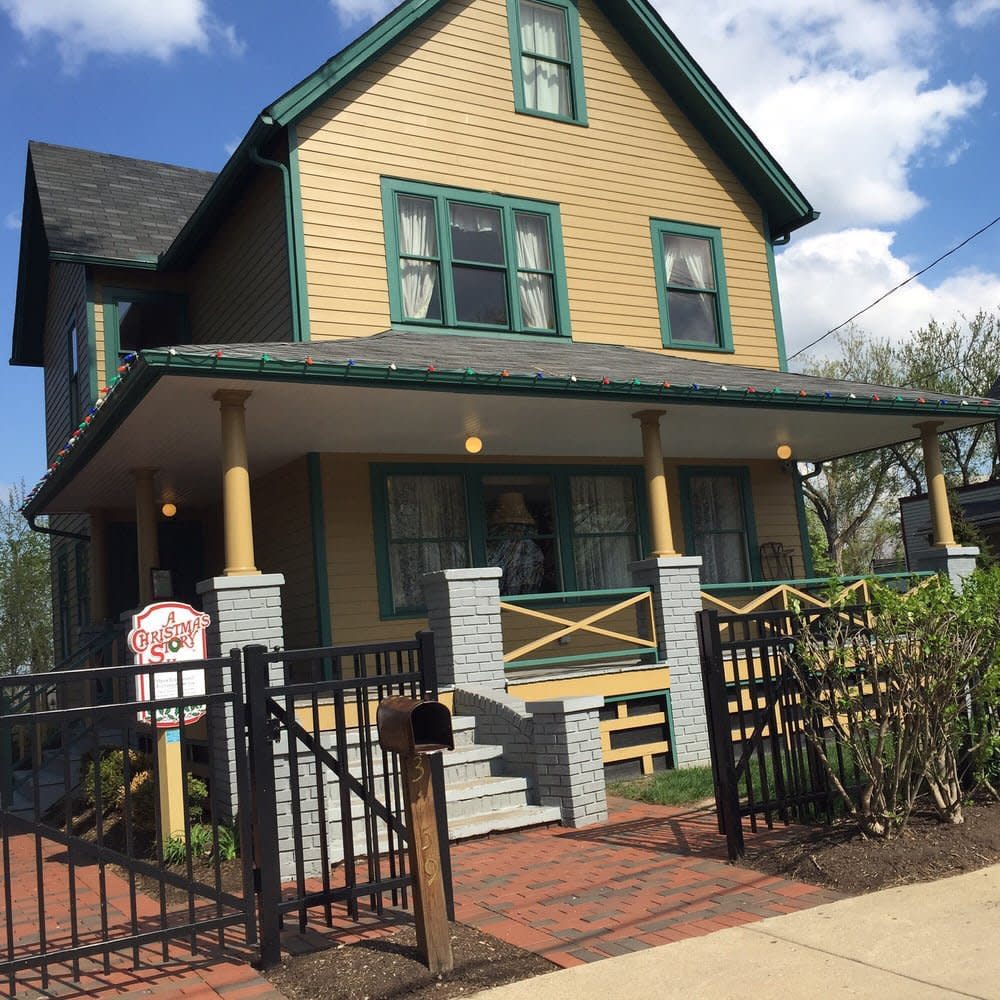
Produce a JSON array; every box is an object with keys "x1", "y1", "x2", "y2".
[
  {"x1": 654, "y1": 1, "x2": 985, "y2": 229},
  {"x1": 223, "y1": 139, "x2": 240, "y2": 156},
  {"x1": 3, "y1": 211, "x2": 20, "y2": 231},
  {"x1": 951, "y1": 0, "x2": 1000, "y2": 26},
  {"x1": 328, "y1": 0, "x2": 397, "y2": 26},
  {"x1": 776, "y1": 229, "x2": 1000, "y2": 359},
  {"x1": 0, "y1": 0, "x2": 243, "y2": 68}
]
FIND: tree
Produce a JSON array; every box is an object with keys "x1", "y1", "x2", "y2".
[{"x1": 0, "y1": 483, "x2": 52, "y2": 674}]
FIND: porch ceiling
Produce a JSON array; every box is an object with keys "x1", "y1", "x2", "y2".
[{"x1": 30, "y1": 334, "x2": 996, "y2": 516}]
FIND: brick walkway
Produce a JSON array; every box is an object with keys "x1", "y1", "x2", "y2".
[
  {"x1": 451, "y1": 798, "x2": 841, "y2": 967},
  {"x1": 2, "y1": 799, "x2": 839, "y2": 995}
]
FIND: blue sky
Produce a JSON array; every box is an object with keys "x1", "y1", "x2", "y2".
[{"x1": 3, "y1": 0, "x2": 1000, "y2": 494}]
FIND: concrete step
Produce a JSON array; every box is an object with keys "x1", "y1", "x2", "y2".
[
  {"x1": 321, "y1": 739, "x2": 505, "y2": 786},
  {"x1": 449, "y1": 804, "x2": 562, "y2": 841},
  {"x1": 444, "y1": 775, "x2": 533, "y2": 820}
]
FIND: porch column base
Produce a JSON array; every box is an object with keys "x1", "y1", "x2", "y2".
[
  {"x1": 422, "y1": 568, "x2": 505, "y2": 693},
  {"x1": 525, "y1": 696, "x2": 608, "y2": 828},
  {"x1": 916, "y1": 546, "x2": 979, "y2": 592},
  {"x1": 630, "y1": 556, "x2": 711, "y2": 768},
  {"x1": 196, "y1": 573, "x2": 286, "y2": 818}
]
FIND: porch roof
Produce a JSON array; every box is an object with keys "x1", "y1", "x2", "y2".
[{"x1": 24, "y1": 331, "x2": 997, "y2": 518}]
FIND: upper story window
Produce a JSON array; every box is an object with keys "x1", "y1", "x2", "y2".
[
  {"x1": 66, "y1": 320, "x2": 80, "y2": 428},
  {"x1": 508, "y1": 0, "x2": 588, "y2": 125},
  {"x1": 381, "y1": 179, "x2": 571, "y2": 337},
  {"x1": 650, "y1": 220, "x2": 733, "y2": 352},
  {"x1": 103, "y1": 288, "x2": 186, "y2": 383}
]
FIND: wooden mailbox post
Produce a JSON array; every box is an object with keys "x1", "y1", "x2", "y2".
[{"x1": 376, "y1": 696, "x2": 454, "y2": 974}]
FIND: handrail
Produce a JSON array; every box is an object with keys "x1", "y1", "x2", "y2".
[
  {"x1": 702, "y1": 571, "x2": 934, "y2": 594},
  {"x1": 499, "y1": 586, "x2": 648, "y2": 604}
]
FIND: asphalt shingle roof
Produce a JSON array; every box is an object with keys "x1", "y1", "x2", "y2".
[{"x1": 29, "y1": 141, "x2": 216, "y2": 261}]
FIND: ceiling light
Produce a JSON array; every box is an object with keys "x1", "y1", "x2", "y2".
[{"x1": 465, "y1": 435, "x2": 484, "y2": 455}]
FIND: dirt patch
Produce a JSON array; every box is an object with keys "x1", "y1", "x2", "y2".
[
  {"x1": 264, "y1": 922, "x2": 556, "y2": 1000},
  {"x1": 740, "y1": 801, "x2": 1000, "y2": 894}
]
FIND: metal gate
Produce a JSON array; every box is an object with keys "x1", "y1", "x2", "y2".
[
  {"x1": 0, "y1": 632, "x2": 452, "y2": 991},
  {"x1": 697, "y1": 606, "x2": 870, "y2": 860},
  {"x1": 245, "y1": 631, "x2": 453, "y2": 968},
  {"x1": 0, "y1": 653, "x2": 257, "y2": 995}
]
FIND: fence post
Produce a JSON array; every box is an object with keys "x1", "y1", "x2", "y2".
[
  {"x1": 696, "y1": 610, "x2": 744, "y2": 860},
  {"x1": 245, "y1": 644, "x2": 282, "y2": 969},
  {"x1": 417, "y1": 629, "x2": 454, "y2": 921}
]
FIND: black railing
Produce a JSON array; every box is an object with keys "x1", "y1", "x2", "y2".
[
  {"x1": 698, "y1": 605, "x2": 872, "y2": 860},
  {"x1": 0, "y1": 654, "x2": 257, "y2": 996},
  {"x1": 246, "y1": 631, "x2": 453, "y2": 969}
]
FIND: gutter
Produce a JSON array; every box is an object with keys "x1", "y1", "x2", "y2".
[
  {"x1": 250, "y1": 138, "x2": 305, "y2": 344},
  {"x1": 27, "y1": 514, "x2": 89, "y2": 542}
]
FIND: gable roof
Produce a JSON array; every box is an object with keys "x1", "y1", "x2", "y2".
[
  {"x1": 29, "y1": 142, "x2": 217, "y2": 264},
  {"x1": 262, "y1": 0, "x2": 816, "y2": 241}
]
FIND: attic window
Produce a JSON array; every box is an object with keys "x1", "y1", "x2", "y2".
[
  {"x1": 103, "y1": 289, "x2": 186, "y2": 384},
  {"x1": 508, "y1": 0, "x2": 588, "y2": 125}
]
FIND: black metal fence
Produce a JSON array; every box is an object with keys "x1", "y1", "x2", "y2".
[
  {"x1": 697, "y1": 605, "x2": 872, "y2": 860},
  {"x1": 0, "y1": 631, "x2": 451, "y2": 992},
  {"x1": 246, "y1": 631, "x2": 453, "y2": 969},
  {"x1": 0, "y1": 652, "x2": 257, "y2": 995}
]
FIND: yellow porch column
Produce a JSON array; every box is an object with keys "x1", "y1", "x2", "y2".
[
  {"x1": 214, "y1": 389, "x2": 260, "y2": 576},
  {"x1": 133, "y1": 469, "x2": 160, "y2": 606},
  {"x1": 88, "y1": 509, "x2": 109, "y2": 624},
  {"x1": 633, "y1": 410, "x2": 679, "y2": 557},
  {"x1": 917, "y1": 421, "x2": 956, "y2": 547}
]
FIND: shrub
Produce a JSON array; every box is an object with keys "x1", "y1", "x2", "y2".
[{"x1": 787, "y1": 569, "x2": 1000, "y2": 838}]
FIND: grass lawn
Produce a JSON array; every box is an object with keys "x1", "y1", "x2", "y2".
[{"x1": 607, "y1": 765, "x2": 716, "y2": 806}]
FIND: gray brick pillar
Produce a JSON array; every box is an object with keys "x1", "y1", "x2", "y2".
[
  {"x1": 630, "y1": 556, "x2": 711, "y2": 768},
  {"x1": 525, "y1": 696, "x2": 607, "y2": 828},
  {"x1": 422, "y1": 567, "x2": 505, "y2": 693},
  {"x1": 917, "y1": 545, "x2": 980, "y2": 592},
  {"x1": 196, "y1": 573, "x2": 285, "y2": 818}
]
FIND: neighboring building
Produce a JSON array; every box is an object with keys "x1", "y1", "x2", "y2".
[
  {"x1": 11, "y1": 0, "x2": 993, "y2": 776},
  {"x1": 901, "y1": 480, "x2": 1000, "y2": 570}
]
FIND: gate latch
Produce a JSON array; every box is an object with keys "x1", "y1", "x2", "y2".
[{"x1": 265, "y1": 717, "x2": 282, "y2": 743}]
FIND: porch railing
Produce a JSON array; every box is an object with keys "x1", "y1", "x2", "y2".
[
  {"x1": 701, "y1": 572, "x2": 935, "y2": 628},
  {"x1": 500, "y1": 587, "x2": 659, "y2": 672}
]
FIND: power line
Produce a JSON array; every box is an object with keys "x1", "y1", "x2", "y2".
[{"x1": 788, "y1": 212, "x2": 1000, "y2": 361}]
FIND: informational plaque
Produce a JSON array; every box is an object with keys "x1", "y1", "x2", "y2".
[{"x1": 128, "y1": 602, "x2": 211, "y2": 728}]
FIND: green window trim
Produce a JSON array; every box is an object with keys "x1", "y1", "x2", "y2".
[
  {"x1": 66, "y1": 318, "x2": 80, "y2": 432},
  {"x1": 506, "y1": 0, "x2": 588, "y2": 126},
  {"x1": 678, "y1": 466, "x2": 761, "y2": 583},
  {"x1": 650, "y1": 219, "x2": 733, "y2": 353},
  {"x1": 371, "y1": 463, "x2": 648, "y2": 619},
  {"x1": 380, "y1": 177, "x2": 572, "y2": 339},
  {"x1": 101, "y1": 286, "x2": 188, "y2": 386}
]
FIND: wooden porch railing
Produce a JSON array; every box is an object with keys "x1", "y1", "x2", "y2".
[{"x1": 500, "y1": 587, "x2": 658, "y2": 672}]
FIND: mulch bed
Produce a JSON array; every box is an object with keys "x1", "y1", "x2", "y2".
[
  {"x1": 740, "y1": 800, "x2": 1000, "y2": 894},
  {"x1": 264, "y1": 922, "x2": 556, "y2": 1000}
]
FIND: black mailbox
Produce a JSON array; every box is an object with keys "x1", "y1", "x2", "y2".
[{"x1": 377, "y1": 696, "x2": 454, "y2": 755}]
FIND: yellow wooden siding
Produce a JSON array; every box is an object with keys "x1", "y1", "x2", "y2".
[
  {"x1": 187, "y1": 170, "x2": 292, "y2": 345},
  {"x1": 252, "y1": 457, "x2": 318, "y2": 650},
  {"x1": 42, "y1": 263, "x2": 87, "y2": 460},
  {"x1": 294, "y1": 0, "x2": 780, "y2": 367}
]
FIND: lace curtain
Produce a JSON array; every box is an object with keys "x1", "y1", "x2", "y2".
[
  {"x1": 398, "y1": 195, "x2": 439, "y2": 320},
  {"x1": 515, "y1": 213, "x2": 555, "y2": 329},
  {"x1": 570, "y1": 476, "x2": 638, "y2": 589}
]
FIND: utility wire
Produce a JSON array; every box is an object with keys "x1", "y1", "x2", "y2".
[{"x1": 788, "y1": 212, "x2": 1000, "y2": 361}]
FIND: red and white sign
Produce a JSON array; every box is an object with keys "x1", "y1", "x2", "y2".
[{"x1": 129, "y1": 601, "x2": 211, "y2": 728}]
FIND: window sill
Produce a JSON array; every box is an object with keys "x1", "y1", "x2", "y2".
[
  {"x1": 661, "y1": 340, "x2": 735, "y2": 354},
  {"x1": 390, "y1": 324, "x2": 571, "y2": 342},
  {"x1": 514, "y1": 107, "x2": 589, "y2": 128}
]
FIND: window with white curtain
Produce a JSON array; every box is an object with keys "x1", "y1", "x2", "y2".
[
  {"x1": 681, "y1": 469, "x2": 756, "y2": 585},
  {"x1": 650, "y1": 220, "x2": 733, "y2": 351},
  {"x1": 382, "y1": 178, "x2": 569, "y2": 335},
  {"x1": 508, "y1": 0, "x2": 587, "y2": 123}
]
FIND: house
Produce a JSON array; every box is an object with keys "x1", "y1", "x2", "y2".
[
  {"x1": 10, "y1": 0, "x2": 991, "y2": 782},
  {"x1": 901, "y1": 479, "x2": 1000, "y2": 570}
]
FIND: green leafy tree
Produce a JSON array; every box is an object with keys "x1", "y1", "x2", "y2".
[{"x1": 0, "y1": 483, "x2": 52, "y2": 674}]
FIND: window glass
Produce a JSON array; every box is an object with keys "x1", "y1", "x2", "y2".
[
  {"x1": 570, "y1": 476, "x2": 639, "y2": 589},
  {"x1": 687, "y1": 473, "x2": 749, "y2": 583},
  {"x1": 384, "y1": 180, "x2": 566, "y2": 335},
  {"x1": 483, "y1": 475, "x2": 562, "y2": 595},
  {"x1": 515, "y1": 0, "x2": 580, "y2": 120},
  {"x1": 115, "y1": 295, "x2": 185, "y2": 356},
  {"x1": 385, "y1": 475, "x2": 469, "y2": 612}
]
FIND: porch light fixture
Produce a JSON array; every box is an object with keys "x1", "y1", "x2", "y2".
[
  {"x1": 161, "y1": 502, "x2": 177, "y2": 518},
  {"x1": 464, "y1": 435, "x2": 484, "y2": 455},
  {"x1": 775, "y1": 443, "x2": 793, "y2": 461}
]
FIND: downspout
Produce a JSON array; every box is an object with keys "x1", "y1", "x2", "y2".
[
  {"x1": 250, "y1": 137, "x2": 304, "y2": 343},
  {"x1": 26, "y1": 513, "x2": 89, "y2": 542}
]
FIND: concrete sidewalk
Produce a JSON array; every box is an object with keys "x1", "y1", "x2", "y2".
[{"x1": 471, "y1": 865, "x2": 1000, "y2": 999}]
